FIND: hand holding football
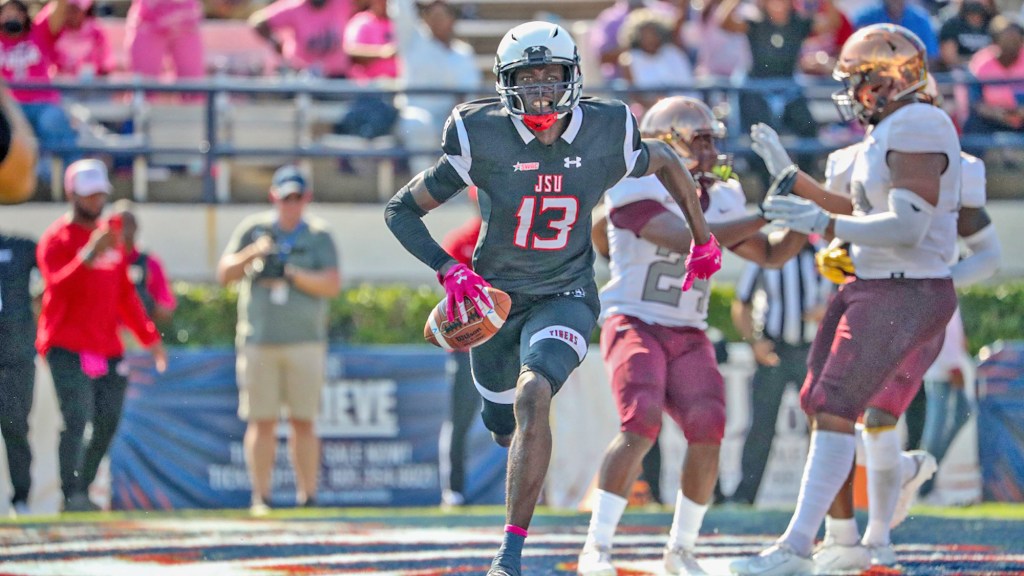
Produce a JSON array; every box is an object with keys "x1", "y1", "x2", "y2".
[{"x1": 424, "y1": 286, "x2": 511, "y2": 350}]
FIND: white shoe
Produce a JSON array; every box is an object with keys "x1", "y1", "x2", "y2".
[
  {"x1": 440, "y1": 490, "x2": 465, "y2": 509},
  {"x1": 867, "y1": 543, "x2": 897, "y2": 567},
  {"x1": 577, "y1": 544, "x2": 616, "y2": 576},
  {"x1": 730, "y1": 543, "x2": 814, "y2": 575},
  {"x1": 664, "y1": 545, "x2": 706, "y2": 575},
  {"x1": 812, "y1": 539, "x2": 870, "y2": 574},
  {"x1": 891, "y1": 450, "x2": 937, "y2": 528}
]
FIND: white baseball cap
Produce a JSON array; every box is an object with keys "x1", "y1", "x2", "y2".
[{"x1": 64, "y1": 159, "x2": 112, "y2": 197}]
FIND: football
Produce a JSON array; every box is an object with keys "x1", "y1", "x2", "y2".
[{"x1": 424, "y1": 287, "x2": 511, "y2": 350}]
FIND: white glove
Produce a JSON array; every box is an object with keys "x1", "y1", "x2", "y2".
[
  {"x1": 750, "y1": 122, "x2": 795, "y2": 178},
  {"x1": 762, "y1": 195, "x2": 831, "y2": 235}
]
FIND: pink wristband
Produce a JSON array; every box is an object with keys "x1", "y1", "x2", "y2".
[{"x1": 504, "y1": 524, "x2": 528, "y2": 538}]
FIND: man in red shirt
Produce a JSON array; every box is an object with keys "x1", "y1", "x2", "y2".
[{"x1": 36, "y1": 159, "x2": 166, "y2": 513}]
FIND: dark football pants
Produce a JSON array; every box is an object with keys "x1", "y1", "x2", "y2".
[
  {"x1": 47, "y1": 347, "x2": 129, "y2": 501},
  {"x1": 0, "y1": 357, "x2": 35, "y2": 504},
  {"x1": 471, "y1": 286, "x2": 599, "y2": 437},
  {"x1": 442, "y1": 350, "x2": 479, "y2": 496},
  {"x1": 732, "y1": 342, "x2": 810, "y2": 505}
]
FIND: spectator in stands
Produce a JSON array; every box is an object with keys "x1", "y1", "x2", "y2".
[
  {"x1": 37, "y1": 159, "x2": 167, "y2": 513},
  {"x1": 249, "y1": 0, "x2": 355, "y2": 78},
  {"x1": 717, "y1": 0, "x2": 840, "y2": 176},
  {"x1": 392, "y1": 0, "x2": 480, "y2": 174},
  {"x1": 334, "y1": 0, "x2": 399, "y2": 139},
  {"x1": 0, "y1": 230, "x2": 38, "y2": 517},
  {"x1": 937, "y1": 0, "x2": 994, "y2": 72},
  {"x1": 344, "y1": 0, "x2": 397, "y2": 80},
  {"x1": 589, "y1": 0, "x2": 680, "y2": 84},
  {"x1": 217, "y1": 165, "x2": 341, "y2": 516},
  {"x1": 799, "y1": 0, "x2": 854, "y2": 76},
  {"x1": 110, "y1": 200, "x2": 177, "y2": 324},
  {"x1": 617, "y1": 8, "x2": 696, "y2": 113},
  {"x1": 853, "y1": 0, "x2": 939, "y2": 60},
  {"x1": 36, "y1": 0, "x2": 111, "y2": 79},
  {"x1": 684, "y1": 0, "x2": 752, "y2": 81},
  {"x1": 0, "y1": 0, "x2": 78, "y2": 184},
  {"x1": 125, "y1": 0, "x2": 205, "y2": 81},
  {"x1": 965, "y1": 15, "x2": 1024, "y2": 133}
]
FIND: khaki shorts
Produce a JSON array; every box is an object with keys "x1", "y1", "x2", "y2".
[{"x1": 237, "y1": 342, "x2": 327, "y2": 421}]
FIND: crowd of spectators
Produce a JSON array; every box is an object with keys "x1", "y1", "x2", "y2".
[{"x1": 1, "y1": 0, "x2": 1023, "y2": 190}]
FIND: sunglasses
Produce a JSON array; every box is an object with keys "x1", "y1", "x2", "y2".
[{"x1": 275, "y1": 193, "x2": 305, "y2": 203}]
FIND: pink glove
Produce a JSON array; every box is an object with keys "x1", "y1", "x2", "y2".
[
  {"x1": 438, "y1": 263, "x2": 493, "y2": 323},
  {"x1": 682, "y1": 234, "x2": 722, "y2": 292}
]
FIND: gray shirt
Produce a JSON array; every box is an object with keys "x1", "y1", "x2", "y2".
[{"x1": 224, "y1": 212, "x2": 339, "y2": 345}]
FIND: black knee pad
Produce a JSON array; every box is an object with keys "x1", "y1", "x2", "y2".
[{"x1": 481, "y1": 398, "x2": 516, "y2": 439}]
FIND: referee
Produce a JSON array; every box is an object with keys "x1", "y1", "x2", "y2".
[{"x1": 730, "y1": 241, "x2": 830, "y2": 505}]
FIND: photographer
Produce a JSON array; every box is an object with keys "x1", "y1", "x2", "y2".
[{"x1": 217, "y1": 165, "x2": 341, "y2": 516}]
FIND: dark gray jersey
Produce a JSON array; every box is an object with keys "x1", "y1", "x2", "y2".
[{"x1": 425, "y1": 97, "x2": 650, "y2": 295}]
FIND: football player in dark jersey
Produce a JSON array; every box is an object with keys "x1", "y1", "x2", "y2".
[{"x1": 385, "y1": 21, "x2": 722, "y2": 576}]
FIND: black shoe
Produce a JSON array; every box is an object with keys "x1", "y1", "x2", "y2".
[
  {"x1": 298, "y1": 496, "x2": 316, "y2": 508},
  {"x1": 64, "y1": 493, "x2": 101, "y2": 513},
  {"x1": 488, "y1": 558, "x2": 521, "y2": 576}
]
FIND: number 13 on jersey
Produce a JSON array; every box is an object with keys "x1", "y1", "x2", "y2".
[{"x1": 514, "y1": 195, "x2": 580, "y2": 250}]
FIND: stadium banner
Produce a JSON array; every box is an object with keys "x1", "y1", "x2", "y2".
[
  {"x1": 108, "y1": 346, "x2": 506, "y2": 510},
  {"x1": 976, "y1": 340, "x2": 1024, "y2": 502}
]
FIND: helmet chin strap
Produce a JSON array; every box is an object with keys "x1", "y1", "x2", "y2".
[{"x1": 522, "y1": 113, "x2": 558, "y2": 131}]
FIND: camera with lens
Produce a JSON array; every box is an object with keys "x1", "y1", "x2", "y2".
[
  {"x1": 251, "y1": 230, "x2": 288, "y2": 280},
  {"x1": 254, "y1": 251, "x2": 286, "y2": 279}
]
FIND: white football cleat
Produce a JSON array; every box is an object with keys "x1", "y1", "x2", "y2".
[
  {"x1": 664, "y1": 545, "x2": 706, "y2": 575},
  {"x1": 729, "y1": 542, "x2": 814, "y2": 575},
  {"x1": 867, "y1": 543, "x2": 897, "y2": 567},
  {"x1": 891, "y1": 450, "x2": 938, "y2": 528},
  {"x1": 812, "y1": 539, "x2": 870, "y2": 574},
  {"x1": 577, "y1": 543, "x2": 616, "y2": 576}
]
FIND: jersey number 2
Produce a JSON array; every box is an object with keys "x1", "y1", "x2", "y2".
[
  {"x1": 642, "y1": 247, "x2": 710, "y2": 314},
  {"x1": 514, "y1": 196, "x2": 579, "y2": 250}
]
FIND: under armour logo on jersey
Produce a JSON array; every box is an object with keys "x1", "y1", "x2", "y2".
[
  {"x1": 564, "y1": 156, "x2": 582, "y2": 168},
  {"x1": 514, "y1": 161, "x2": 540, "y2": 172}
]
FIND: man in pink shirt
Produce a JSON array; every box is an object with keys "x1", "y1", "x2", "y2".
[
  {"x1": 0, "y1": 0, "x2": 77, "y2": 182},
  {"x1": 125, "y1": 0, "x2": 205, "y2": 80},
  {"x1": 36, "y1": 0, "x2": 111, "y2": 79},
  {"x1": 966, "y1": 15, "x2": 1024, "y2": 132},
  {"x1": 249, "y1": 0, "x2": 355, "y2": 78},
  {"x1": 343, "y1": 0, "x2": 397, "y2": 80}
]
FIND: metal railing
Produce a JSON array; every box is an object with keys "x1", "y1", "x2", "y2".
[{"x1": 9, "y1": 72, "x2": 1024, "y2": 203}]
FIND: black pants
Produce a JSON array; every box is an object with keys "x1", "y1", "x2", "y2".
[
  {"x1": 903, "y1": 383, "x2": 927, "y2": 451},
  {"x1": 442, "y1": 351, "x2": 480, "y2": 496},
  {"x1": 0, "y1": 357, "x2": 35, "y2": 504},
  {"x1": 47, "y1": 347, "x2": 128, "y2": 501},
  {"x1": 732, "y1": 342, "x2": 811, "y2": 505}
]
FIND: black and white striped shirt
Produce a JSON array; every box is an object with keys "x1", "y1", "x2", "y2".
[{"x1": 735, "y1": 245, "x2": 831, "y2": 346}]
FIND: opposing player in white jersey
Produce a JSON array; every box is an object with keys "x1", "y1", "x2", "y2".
[
  {"x1": 752, "y1": 113, "x2": 1001, "y2": 572},
  {"x1": 732, "y1": 24, "x2": 962, "y2": 575},
  {"x1": 575, "y1": 96, "x2": 809, "y2": 576}
]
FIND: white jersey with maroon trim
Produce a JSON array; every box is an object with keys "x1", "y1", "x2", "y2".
[
  {"x1": 599, "y1": 175, "x2": 747, "y2": 328},
  {"x1": 848, "y1": 103, "x2": 961, "y2": 279},
  {"x1": 824, "y1": 143, "x2": 861, "y2": 196}
]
